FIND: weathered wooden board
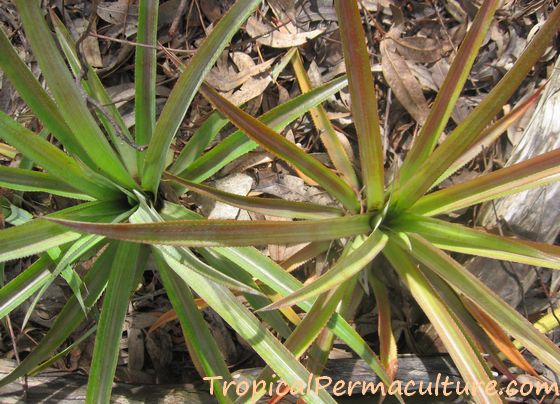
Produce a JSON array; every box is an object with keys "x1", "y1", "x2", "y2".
[{"x1": 0, "y1": 355, "x2": 460, "y2": 402}]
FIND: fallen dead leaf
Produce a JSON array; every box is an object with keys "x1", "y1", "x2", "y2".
[
  {"x1": 205, "y1": 53, "x2": 275, "y2": 92},
  {"x1": 392, "y1": 36, "x2": 446, "y2": 63},
  {"x1": 223, "y1": 77, "x2": 270, "y2": 108},
  {"x1": 74, "y1": 18, "x2": 103, "y2": 68},
  {"x1": 199, "y1": 0, "x2": 223, "y2": 23},
  {"x1": 246, "y1": 16, "x2": 324, "y2": 48},
  {"x1": 98, "y1": 1, "x2": 137, "y2": 21},
  {"x1": 196, "y1": 173, "x2": 253, "y2": 220},
  {"x1": 381, "y1": 35, "x2": 429, "y2": 125}
]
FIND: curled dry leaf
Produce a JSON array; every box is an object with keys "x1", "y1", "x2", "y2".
[
  {"x1": 205, "y1": 53, "x2": 275, "y2": 92},
  {"x1": 245, "y1": 16, "x2": 324, "y2": 48},
  {"x1": 206, "y1": 52, "x2": 272, "y2": 106},
  {"x1": 392, "y1": 37, "x2": 447, "y2": 63},
  {"x1": 380, "y1": 34, "x2": 430, "y2": 125},
  {"x1": 199, "y1": 0, "x2": 223, "y2": 23},
  {"x1": 225, "y1": 76, "x2": 271, "y2": 106},
  {"x1": 73, "y1": 18, "x2": 103, "y2": 68},
  {"x1": 254, "y1": 173, "x2": 336, "y2": 207},
  {"x1": 97, "y1": 2, "x2": 138, "y2": 25}
]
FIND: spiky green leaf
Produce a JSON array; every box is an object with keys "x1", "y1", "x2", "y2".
[{"x1": 142, "y1": 0, "x2": 262, "y2": 193}]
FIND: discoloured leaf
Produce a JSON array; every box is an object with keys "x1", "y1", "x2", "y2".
[
  {"x1": 462, "y1": 299, "x2": 538, "y2": 376},
  {"x1": 392, "y1": 2, "x2": 560, "y2": 210},
  {"x1": 404, "y1": 234, "x2": 560, "y2": 375},
  {"x1": 384, "y1": 241, "x2": 498, "y2": 404},
  {"x1": 436, "y1": 85, "x2": 544, "y2": 185},
  {"x1": 291, "y1": 50, "x2": 359, "y2": 191},
  {"x1": 335, "y1": 0, "x2": 385, "y2": 211},
  {"x1": 47, "y1": 213, "x2": 372, "y2": 247},
  {"x1": 199, "y1": 82, "x2": 360, "y2": 212},
  {"x1": 396, "y1": 0, "x2": 500, "y2": 185},
  {"x1": 165, "y1": 172, "x2": 344, "y2": 220},
  {"x1": 368, "y1": 271, "x2": 398, "y2": 382},
  {"x1": 412, "y1": 148, "x2": 560, "y2": 216}
]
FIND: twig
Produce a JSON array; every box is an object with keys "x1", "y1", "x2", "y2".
[
  {"x1": 90, "y1": 33, "x2": 197, "y2": 53},
  {"x1": 431, "y1": 0, "x2": 457, "y2": 54},
  {"x1": 5, "y1": 315, "x2": 26, "y2": 399},
  {"x1": 76, "y1": 0, "x2": 100, "y2": 81},
  {"x1": 169, "y1": 0, "x2": 188, "y2": 38},
  {"x1": 194, "y1": 0, "x2": 208, "y2": 36}
]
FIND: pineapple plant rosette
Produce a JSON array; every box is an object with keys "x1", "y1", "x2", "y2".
[{"x1": 0, "y1": 0, "x2": 559, "y2": 403}]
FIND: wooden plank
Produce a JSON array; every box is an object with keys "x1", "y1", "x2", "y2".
[{"x1": 0, "y1": 355, "x2": 460, "y2": 402}]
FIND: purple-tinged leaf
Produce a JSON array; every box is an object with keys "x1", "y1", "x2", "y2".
[
  {"x1": 46, "y1": 214, "x2": 372, "y2": 247},
  {"x1": 199, "y1": 82, "x2": 360, "y2": 212},
  {"x1": 164, "y1": 172, "x2": 343, "y2": 219},
  {"x1": 398, "y1": 0, "x2": 500, "y2": 183},
  {"x1": 412, "y1": 149, "x2": 560, "y2": 216},
  {"x1": 335, "y1": 0, "x2": 385, "y2": 211}
]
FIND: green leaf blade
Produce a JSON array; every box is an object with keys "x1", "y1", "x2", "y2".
[
  {"x1": 261, "y1": 231, "x2": 388, "y2": 311},
  {"x1": 0, "y1": 244, "x2": 116, "y2": 387},
  {"x1": 15, "y1": 0, "x2": 136, "y2": 190},
  {"x1": 47, "y1": 214, "x2": 372, "y2": 247},
  {"x1": 393, "y1": 214, "x2": 560, "y2": 269},
  {"x1": 135, "y1": 0, "x2": 159, "y2": 174},
  {"x1": 142, "y1": 0, "x2": 262, "y2": 193},
  {"x1": 398, "y1": 0, "x2": 500, "y2": 183},
  {"x1": 174, "y1": 76, "x2": 348, "y2": 185},
  {"x1": 0, "y1": 28, "x2": 90, "y2": 166},
  {"x1": 155, "y1": 256, "x2": 235, "y2": 402},
  {"x1": 392, "y1": 4, "x2": 560, "y2": 211},
  {"x1": 199, "y1": 82, "x2": 360, "y2": 212},
  {"x1": 86, "y1": 242, "x2": 147, "y2": 403},
  {"x1": 0, "y1": 166, "x2": 93, "y2": 200},
  {"x1": 159, "y1": 202, "x2": 399, "y2": 387},
  {"x1": 0, "y1": 112, "x2": 118, "y2": 200},
  {"x1": 411, "y1": 149, "x2": 560, "y2": 216},
  {"x1": 0, "y1": 201, "x2": 128, "y2": 263},
  {"x1": 334, "y1": 0, "x2": 384, "y2": 211},
  {"x1": 169, "y1": 112, "x2": 229, "y2": 176},
  {"x1": 165, "y1": 172, "x2": 344, "y2": 219},
  {"x1": 49, "y1": 11, "x2": 138, "y2": 176},
  {"x1": 0, "y1": 256, "x2": 51, "y2": 320}
]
